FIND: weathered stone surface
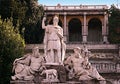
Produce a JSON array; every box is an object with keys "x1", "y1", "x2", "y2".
[
  {"x1": 67, "y1": 80, "x2": 100, "y2": 84},
  {"x1": 11, "y1": 80, "x2": 107, "y2": 84},
  {"x1": 10, "y1": 80, "x2": 34, "y2": 84}
]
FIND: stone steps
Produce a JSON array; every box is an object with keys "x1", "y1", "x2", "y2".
[
  {"x1": 10, "y1": 80, "x2": 106, "y2": 84},
  {"x1": 25, "y1": 44, "x2": 118, "y2": 50}
]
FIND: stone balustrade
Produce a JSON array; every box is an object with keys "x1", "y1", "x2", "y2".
[
  {"x1": 44, "y1": 5, "x2": 108, "y2": 10},
  {"x1": 116, "y1": 63, "x2": 120, "y2": 73},
  {"x1": 91, "y1": 62, "x2": 118, "y2": 73}
]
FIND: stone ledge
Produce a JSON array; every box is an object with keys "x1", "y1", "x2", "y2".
[
  {"x1": 10, "y1": 80, "x2": 34, "y2": 84},
  {"x1": 25, "y1": 44, "x2": 118, "y2": 50},
  {"x1": 10, "y1": 80, "x2": 106, "y2": 84}
]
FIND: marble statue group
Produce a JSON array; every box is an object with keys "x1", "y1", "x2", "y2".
[{"x1": 11, "y1": 15, "x2": 105, "y2": 83}]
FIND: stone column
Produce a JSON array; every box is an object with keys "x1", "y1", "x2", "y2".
[
  {"x1": 66, "y1": 22, "x2": 69, "y2": 43},
  {"x1": 102, "y1": 12, "x2": 108, "y2": 43},
  {"x1": 63, "y1": 12, "x2": 67, "y2": 42},
  {"x1": 82, "y1": 12, "x2": 87, "y2": 43},
  {"x1": 106, "y1": 14, "x2": 109, "y2": 36}
]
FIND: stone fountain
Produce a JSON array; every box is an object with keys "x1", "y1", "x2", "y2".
[{"x1": 11, "y1": 15, "x2": 106, "y2": 84}]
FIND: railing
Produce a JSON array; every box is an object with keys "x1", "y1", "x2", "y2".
[
  {"x1": 91, "y1": 62, "x2": 120, "y2": 73},
  {"x1": 44, "y1": 5, "x2": 108, "y2": 10}
]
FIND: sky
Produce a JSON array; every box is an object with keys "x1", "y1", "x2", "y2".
[{"x1": 38, "y1": 0, "x2": 119, "y2": 7}]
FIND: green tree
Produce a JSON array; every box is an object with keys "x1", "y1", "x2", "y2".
[
  {"x1": 0, "y1": 17, "x2": 25, "y2": 84},
  {"x1": 0, "y1": 0, "x2": 11, "y2": 19},
  {"x1": 0, "y1": 0, "x2": 28, "y2": 37},
  {"x1": 0, "y1": 0, "x2": 44, "y2": 44},
  {"x1": 24, "y1": 0, "x2": 44, "y2": 44},
  {"x1": 108, "y1": 5, "x2": 120, "y2": 43}
]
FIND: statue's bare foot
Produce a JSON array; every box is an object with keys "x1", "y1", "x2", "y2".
[
  {"x1": 11, "y1": 76, "x2": 17, "y2": 80},
  {"x1": 97, "y1": 76, "x2": 105, "y2": 80}
]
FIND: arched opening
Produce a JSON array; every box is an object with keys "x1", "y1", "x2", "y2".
[
  {"x1": 68, "y1": 18, "x2": 82, "y2": 42},
  {"x1": 88, "y1": 18, "x2": 102, "y2": 43},
  {"x1": 49, "y1": 19, "x2": 62, "y2": 27}
]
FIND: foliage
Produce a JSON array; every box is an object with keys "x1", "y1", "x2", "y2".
[
  {"x1": 23, "y1": 0, "x2": 44, "y2": 44},
  {"x1": 0, "y1": 0, "x2": 28, "y2": 24},
  {"x1": 0, "y1": 0, "x2": 28, "y2": 39},
  {"x1": 0, "y1": 0, "x2": 44, "y2": 44},
  {"x1": 0, "y1": 17, "x2": 25, "y2": 84},
  {"x1": 108, "y1": 5, "x2": 120, "y2": 44},
  {"x1": 0, "y1": 0, "x2": 11, "y2": 19}
]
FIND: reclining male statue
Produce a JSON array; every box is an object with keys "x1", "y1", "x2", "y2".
[
  {"x1": 64, "y1": 47, "x2": 105, "y2": 81},
  {"x1": 11, "y1": 47, "x2": 45, "y2": 80}
]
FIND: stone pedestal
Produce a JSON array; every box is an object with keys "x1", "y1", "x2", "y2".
[
  {"x1": 10, "y1": 80, "x2": 34, "y2": 84},
  {"x1": 103, "y1": 35, "x2": 109, "y2": 44},
  {"x1": 82, "y1": 35, "x2": 87, "y2": 43},
  {"x1": 67, "y1": 80, "x2": 106, "y2": 84},
  {"x1": 11, "y1": 80, "x2": 106, "y2": 84}
]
